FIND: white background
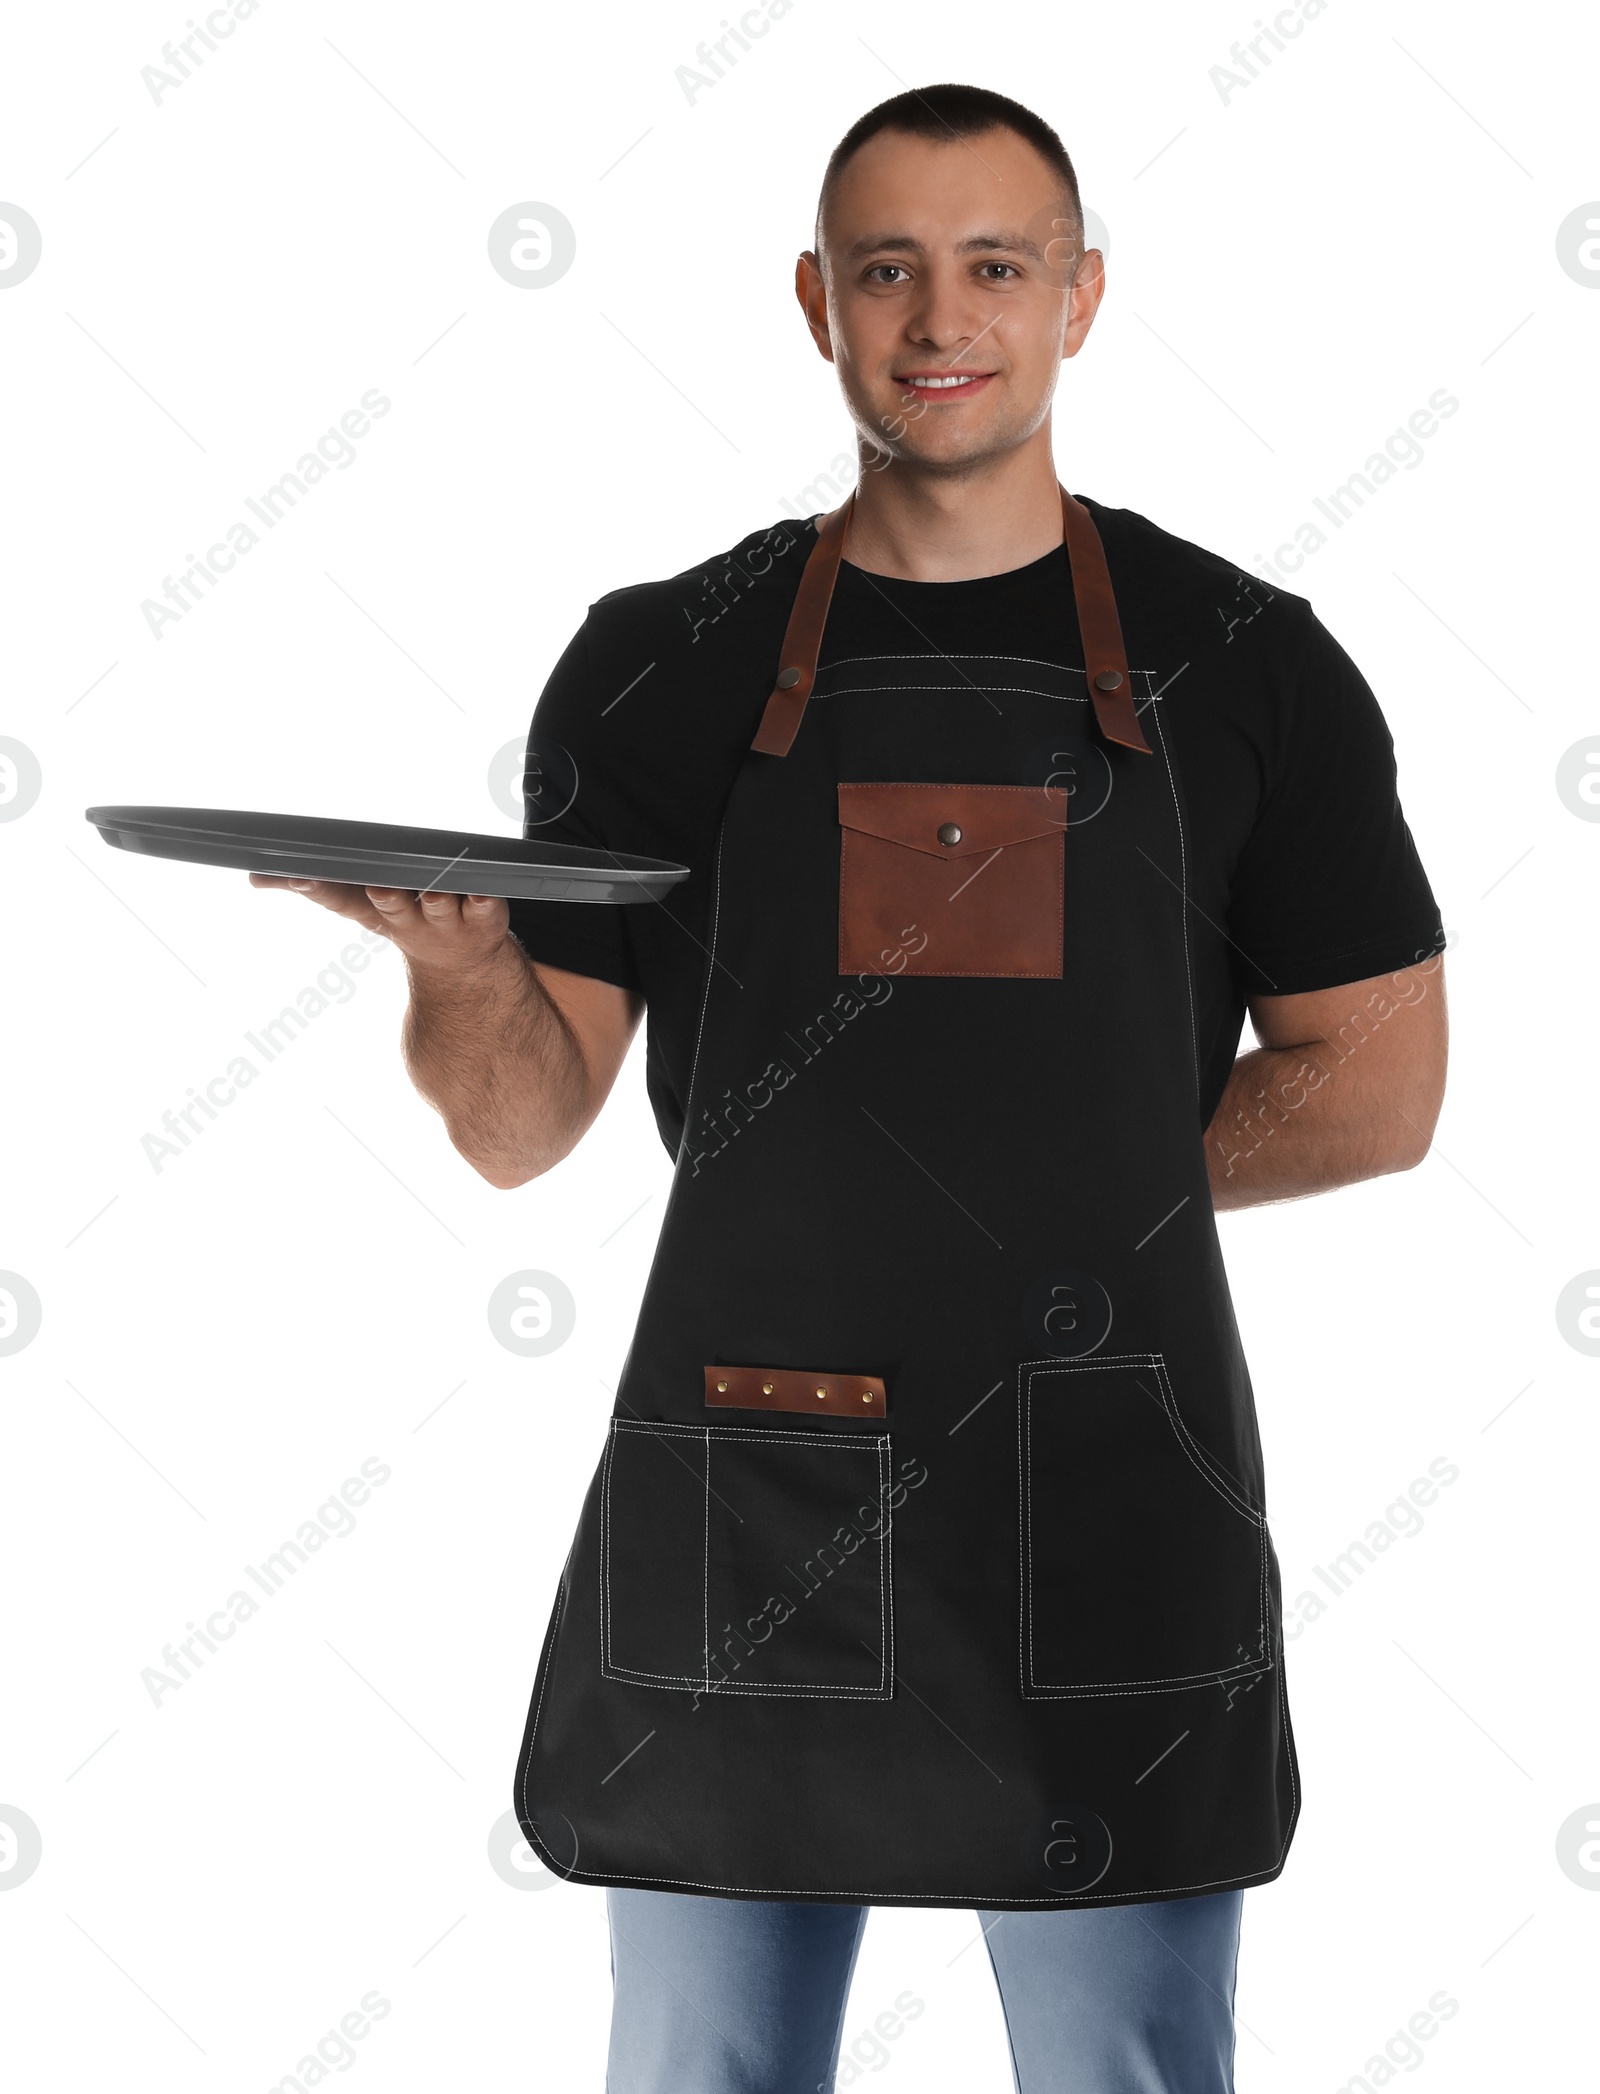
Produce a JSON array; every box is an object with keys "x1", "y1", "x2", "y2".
[{"x1": 2, "y1": 0, "x2": 1596, "y2": 2087}]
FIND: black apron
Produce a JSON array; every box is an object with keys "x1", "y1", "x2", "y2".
[{"x1": 514, "y1": 488, "x2": 1299, "y2": 1908}]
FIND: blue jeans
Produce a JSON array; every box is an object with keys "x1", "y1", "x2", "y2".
[{"x1": 605, "y1": 1886, "x2": 1244, "y2": 2093}]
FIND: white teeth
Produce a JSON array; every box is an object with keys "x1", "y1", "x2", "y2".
[{"x1": 907, "y1": 374, "x2": 977, "y2": 388}]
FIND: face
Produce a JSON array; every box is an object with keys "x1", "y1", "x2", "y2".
[{"x1": 798, "y1": 126, "x2": 1104, "y2": 478}]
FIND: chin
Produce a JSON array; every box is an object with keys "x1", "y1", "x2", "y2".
[{"x1": 895, "y1": 435, "x2": 1015, "y2": 475}]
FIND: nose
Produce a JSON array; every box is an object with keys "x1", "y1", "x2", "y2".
[{"x1": 898, "y1": 262, "x2": 993, "y2": 364}]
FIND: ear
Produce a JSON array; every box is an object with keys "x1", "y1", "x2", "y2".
[
  {"x1": 1062, "y1": 248, "x2": 1106, "y2": 362},
  {"x1": 795, "y1": 250, "x2": 836, "y2": 365}
]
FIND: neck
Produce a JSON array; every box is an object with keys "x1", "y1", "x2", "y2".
[{"x1": 837, "y1": 430, "x2": 1066, "y2": 582}]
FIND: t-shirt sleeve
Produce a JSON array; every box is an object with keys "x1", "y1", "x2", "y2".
[
  {"x1": 1226, "y1": 611, "x2": 1445, "y2": 999},
  {"x1": 502, "y1": 617, "x2": 643, "y2": 994}
]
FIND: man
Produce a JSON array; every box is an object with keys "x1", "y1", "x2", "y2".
[{"x1": 258, "y1": 83, "x2": 1447, "y2": 2094}]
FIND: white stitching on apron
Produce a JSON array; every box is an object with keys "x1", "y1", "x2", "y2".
[
  {"x1": 1018, "y1": 1354, "x2": 1269, "y2": 1699},
  {"x1": 515, "y1": 1566, "x2": 1300, "y2": 1903},
  {"x1": 1148, "y1": 702, "x2": 1201, "y2": 1106},
  {"x1": 599, "y1": 1420, "x2": 895, "y2": 1697},
  {"x1": 675, "y1": 809, "x2": 729, "y2": 1169},
  {"x1": 814, "y1": 654, "x2": 1162, "y2": 673}
]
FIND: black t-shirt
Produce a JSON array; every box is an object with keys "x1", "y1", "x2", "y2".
[{"x1": 506, "y1": 498, "x2": 1445, "y2": 1158}]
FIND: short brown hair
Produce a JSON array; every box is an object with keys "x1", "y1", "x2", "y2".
[{"x1": 814, "y1": 84, "x2": 1083, "y2": 258}]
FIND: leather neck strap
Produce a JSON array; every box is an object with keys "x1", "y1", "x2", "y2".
[{"x1": 750, "y1": 484, "x2": 1152, "y2": 758}]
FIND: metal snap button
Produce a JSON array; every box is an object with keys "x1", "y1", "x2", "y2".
[
  {"x1": 1093, "y1": 669, "x2": 1124, "y2": 692},
  {"x1": 937, "y1": 821, "x2": 962, "y2": 846},
  {"x1": 762, "y1": 1381, "x2": 775, "y2": 1394},
  {"x1": 716, "y1": 1379, "x2": 729, "y2": 1392},
  {"x1": 861, "y1": 1392, "x2": 874, "y2": 1404},
  {"x1": 816, "y1": 1387, "x2": 827, "y2": 1399},
  {"x1": 775, "y1": 667, "x2": 802, "y2": 689}
]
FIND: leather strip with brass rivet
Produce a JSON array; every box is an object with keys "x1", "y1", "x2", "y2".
[{"x1": 704, "y1": 1364, "x2": 887, "y2": 1417}]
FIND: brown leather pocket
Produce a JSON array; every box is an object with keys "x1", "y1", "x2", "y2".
[{"x1": 838, "y1": 782, "x2": 1067, "y2": 978}]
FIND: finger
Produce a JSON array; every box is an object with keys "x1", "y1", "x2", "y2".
[
  {"x1": 364, "y1": 887, "x2": 424, "y2": 932},
  {"x1": 245, "y1": 871, "x2": 388, "y2": 939},
  {"x1": 304, "y1": 877, "x2": 369, "y2": 898},
  {"x1": 416, "y1": 889, "x2": 463, "y2": 920},
  {"x1": 253, "y1": 872, "x2": 363, "y2": 904}
]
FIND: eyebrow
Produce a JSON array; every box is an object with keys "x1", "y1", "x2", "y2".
[{"x1": 840, "y1": 229, "x2": 1051, "y2": 264}]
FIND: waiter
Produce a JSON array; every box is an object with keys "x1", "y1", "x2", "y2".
[{"x1": 259, "y1": 83, "x2": 1448, "y2": 2094}]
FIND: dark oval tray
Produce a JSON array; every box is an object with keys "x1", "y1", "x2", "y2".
[{"x1": 84, "y1": 806, "x2": 688, "y2": 904}]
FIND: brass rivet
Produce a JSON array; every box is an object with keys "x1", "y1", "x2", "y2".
[
  {"x1": 816, "y1": 1386, "x2": 828, "y2": 1398},
  {"x1": 862, "y1": 1392, "x2": 874, "y2": 1404},
  {"x1": 1094, "y1": 669, "x2": 1124, "y2": 692},
  {"x1": 763, "y1": 1381, "x2": 774, "y2": 1394},
  {"x1": 936, "y1": 821, "x2": 962, "y2": 846},
  {"x1": 775, "y1": 667, "x2": 802, "y2": 690},
  {"x1": 716, "y1": 1379, "x2": 728, "y2": 1392}
]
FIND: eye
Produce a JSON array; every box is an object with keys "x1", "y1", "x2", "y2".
[
  {"x1": 865, "y1": 263, "x2": 911, "y2": 284},
  {"x1": 979, "y1": 262, "x2": 1021, "y2": 280}
]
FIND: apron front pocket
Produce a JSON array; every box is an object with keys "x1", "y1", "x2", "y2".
[
  {"x1": 837, "y1": 782, "x2": 1066, "y2": 977},
  {"x1": 601, "y1": 1420, "x2": 894, "y2": 1699},
  {"x1": 1019, "y1": 1353, "x2": 1268, "y2": 1698}
]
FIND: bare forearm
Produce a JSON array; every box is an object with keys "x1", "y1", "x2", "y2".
[
  {"x1": 249, "y1": 876, "x2": 637, "y2": 1186},
  {"x1": 1206, "y1": 1046, "x2": 1395, "y2": 1209},
  {"x1": 1204, "y1": 967, "x2": 1447, "y2": 1211},
  {"x1": 401, "y1": 933, "x2": 591, "y2": 1186}
]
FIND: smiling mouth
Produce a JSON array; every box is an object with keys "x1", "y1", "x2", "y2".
[{"x1": 895, "y1": 371, "x2": 994, "y2": 393}]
